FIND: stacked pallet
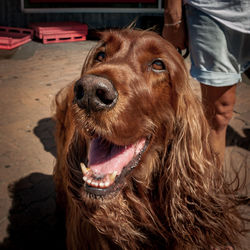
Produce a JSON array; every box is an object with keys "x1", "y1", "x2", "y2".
[
  {"x1": 30, "y1": 22, "x2": 88, "y2": 44},
  {"x1": 0, "y1": 26, "x2": 34, "y2": 50}
]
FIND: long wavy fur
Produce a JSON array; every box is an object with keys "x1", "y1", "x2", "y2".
[{"x1": 53, "y1": 28, "x2": 246, "y2": 250}]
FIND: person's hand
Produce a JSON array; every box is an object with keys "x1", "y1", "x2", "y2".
[
  {"x1": 162, "y1": 0, "x2": 188, "y2": 51},
  {"x1": 162, "y1": 21, "x2": 188, "y2": 51}
]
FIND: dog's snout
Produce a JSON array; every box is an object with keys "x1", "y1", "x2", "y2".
[{"x1": 74, "y1": 75, "x2": 118, "y2": 112}]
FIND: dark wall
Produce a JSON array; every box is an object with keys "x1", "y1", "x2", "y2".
[{"x1": 0, "y1": 0, "x2": 163, "y2": 32}]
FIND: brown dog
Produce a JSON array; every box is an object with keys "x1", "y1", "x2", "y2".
[{"x1": 54, "y1": 29, "x2": 243, "y2": 250}]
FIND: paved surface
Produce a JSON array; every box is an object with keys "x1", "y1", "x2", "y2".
[{"x1": 0, "y1": 40, "x2": 249, "y2": 249}]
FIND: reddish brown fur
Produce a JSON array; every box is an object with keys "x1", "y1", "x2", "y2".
[{"x1": 53, "y1": 29, "x2": 245, "y2": 250}]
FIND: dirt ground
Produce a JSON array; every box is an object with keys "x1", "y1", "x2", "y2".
[{"x1": 0, "y1": 40, "x2": 249, "y2": 249}]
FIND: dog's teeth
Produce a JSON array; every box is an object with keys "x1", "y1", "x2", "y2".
[
  {"x1": 109, "y1": 171, "x2": 118, "y2": 182},
  {"x1": 80, "y1": 163, "x2": 90, "y2": 175},
  {"x1": 91, "y1": 181, "x2": 98, "y2": 187},
  {"x1": 99, "y1": 182, "x2": 105, "y2": 188},
  {"x1": 83, "y1": 171, "x2": 117, "y2": 188},
  {"x1": 104, "y1": 181, "x2": 110, "y2": 187},
  {"x1": 86, "y1": 178, "x2": 92, "y2": 185}
]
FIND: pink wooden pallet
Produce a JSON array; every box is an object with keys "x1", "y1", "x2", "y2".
[
  {"x1": 0, "y1": 26, "x2": 34, "y2": 37},
  {"x1": 43, "y1": 32, "x2": 87, "y2": 44},
  {"x1": 0, "y1": 27, "x2": 33, "y2": 50},
  {"x1": 30, "y1": 22, "x2": 88, "y2": 39}
]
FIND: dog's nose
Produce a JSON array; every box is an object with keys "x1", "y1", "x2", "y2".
[{"x1": 74, "y1": 75, "x2": 118, "y2": 112}]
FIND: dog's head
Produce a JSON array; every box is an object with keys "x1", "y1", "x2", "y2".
[{"x1": 56, "y1": 29, "x2": 215, "y2": 200}]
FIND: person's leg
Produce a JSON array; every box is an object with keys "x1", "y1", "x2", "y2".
[
  {"x1": 200, "y1": 84, "x2": 237, "y2": 162},
  {"x1": 185, "y1": 5, "x2": 250, "y2": 163}
]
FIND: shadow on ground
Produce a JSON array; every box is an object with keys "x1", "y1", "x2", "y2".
[
  {"x1": 0, "y1": 173, "x2": 66, "y2": 250},
  {"x1": 0, "y1": 117, "x2": 66, "y2": 250},
  {"x1": 226, "y1": 126, "x2": 250, "y2": 151},
  {"x1": 33, "y1": 117, "x2": 57, "y2": 157}
]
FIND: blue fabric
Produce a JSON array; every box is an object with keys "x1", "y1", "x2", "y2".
[
  {"x1": 185, "y1": 4, "x2": 250, "y2": 87},
  {"x1": 184, "y1": 0, "x2": 250, "y2": 33}
]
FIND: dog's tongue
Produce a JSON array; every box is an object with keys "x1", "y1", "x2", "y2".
[{"x1": 88, "y1": 137, "x2": 146, "y2": 176}]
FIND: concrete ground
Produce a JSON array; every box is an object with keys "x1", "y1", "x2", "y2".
[{"x1": 0, "y1": 40, "x2": 249, "y2": 249}]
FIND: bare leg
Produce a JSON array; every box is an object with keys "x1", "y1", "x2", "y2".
[{"x1": 200, "y1": 84, "x2": 237, "y2": 163}]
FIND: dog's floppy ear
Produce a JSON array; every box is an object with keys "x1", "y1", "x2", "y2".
[
  {"x1": 54, "y1": 83, "x2": 76, "y2": 156},
  {"x1": 158, "y1": 59, "x2": 242, "y2": 248},
  {"x1": 53, "y1": 83, "x2": 77, "y2": 207}
]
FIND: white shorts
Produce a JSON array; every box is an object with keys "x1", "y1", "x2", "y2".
[{"x1": 185, "y1": 4, "x2": 250, "y2": 87}]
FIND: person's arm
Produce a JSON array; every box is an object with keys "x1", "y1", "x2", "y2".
[{"x1": 162, "y1": 0, "x2": 187, "y2": 50}]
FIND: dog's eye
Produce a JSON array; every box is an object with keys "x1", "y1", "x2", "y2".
[
  {"x1": 151, "y1": 59, "x2": 166, "y2": 72},
  {"x1": 95, "y1": 51, "x2": 106, "y2": 62}
]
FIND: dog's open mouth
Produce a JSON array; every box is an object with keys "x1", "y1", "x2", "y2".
[{"x1": 80, "y1": 136, "x2": 150, "y2": 196}]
